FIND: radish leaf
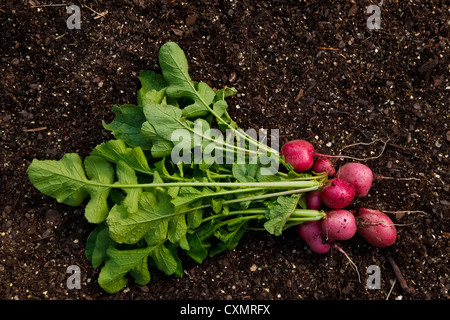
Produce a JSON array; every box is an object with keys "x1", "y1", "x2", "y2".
[
  {"x1": 98, "y1": 246, "x2": 152, "y2": 294},
  {"x1": 102, "y1": 104, "x2": 152, "y2": 150}
]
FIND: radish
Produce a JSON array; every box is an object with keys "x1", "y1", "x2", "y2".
[
  {"x1": 356, "y1": 208, "x2": 397, "y2": 247},
  {"x1": 336, "y1": 162, "x2": 373, "y2": 197},
  {"x1": 305, "y1": 190, "x2": 322, "y2": 210},
  {"x1": 320, "y1": 178, "x2": 355, "y2": 209},
  {"x1": 312, "y1": 157, "x2": 336, "y2": 177},
  {"x1": 296, "y1": 221, "x2": 330, "y2": 254},
  {"x1": 321, "y1": 209, "x2": 357, "y2": 241},
  {"x1": 280, "y1": 140, "x2": 315, "y2": 173}
]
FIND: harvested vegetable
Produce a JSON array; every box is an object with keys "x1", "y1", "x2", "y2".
[
  {"x1": 356, "y1": 208, "x2": 397, "y2": 247},
  {"x1": 312, "y1": 157, "x2": 336, "y2": 177},
  {"x1": 305, "y1": 190, "x2": 323, "y2": 210},
  {"x1": 320, "y1": 178, "x2": 356, "y2": 209},
  {"x1": 27, "y1": 41, "x2": 402, "y2": 293},
  {"x1": 280, "y1": 140, "x2": 315, "y2": 173},
  {"x1": 296, "y1": 221, "x2": 330, "y2": 254},
  {"x1": 321, "y1": 209, "x2": 357, "y2": 241},
  {"x1": 336, "y1": 162, "x2": 373, "y2": 197}
]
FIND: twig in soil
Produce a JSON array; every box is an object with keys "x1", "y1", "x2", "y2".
[
  {"x1": 82, "y1": 4, "x2": 108, "y2": 19},
  {"x1": 316, "y1": 47, "x2": 340, "y2": 51},
  {"x1": 374, "y1": 174, "x2": 421, "y2": 182},
  {"x1": 30, "y1": 2, "x2": 108, "y2": 19},
  {"x1": 23, "y1": 126, "x2": 47, "y2": 132},
  {"x1": 386, "y1": 278, "x2": 396, "y2": 300},
  {"x1": 388, "y1": 256, "x2": 414, "y2": 294},
  {"x1": 55, "y1": 33, "x2": 67, "y2": 40},
  {"x1": 30, "y1": 3, "x2": 69, "y2": 8},
  {"x1": 386, "y1": 142, "x2": 420, "y2": 159},
  {"x1": 294, "y1": 88, "x2": 304, "y2": 103}
]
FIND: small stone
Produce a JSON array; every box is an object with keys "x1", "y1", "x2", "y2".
[
  {"x1": 41, "y1": 228, "x2": 52, "y2": 238},
  {"x1": 45, "y1": 209, "x2": 62, "y2": 225},
  {"x1": 229, "y1": 72, "x2": 237, "y2": 83},
  {"x1": 3, "y1": 206, "x2": 12, "y2": 215},
  {"x1": 348, "y1": 5, "x2": 359, "y2": 17},
  {"x1": 186, "y1": 13, "x2": 198, "y2": 26},
  {"x1": 140, "y1": 285, "x2": 149, "y2": 293},
  {"x1": 342, "y1": 285, "x2": 353, "y2": 295}
]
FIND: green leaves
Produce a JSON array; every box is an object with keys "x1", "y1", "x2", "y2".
[
  {"x1": 264, "y1": 194, "x2": 301, "y2": 236},
  {"x1": 27, "y1": 41, "x2": 326, "y2": 294},
  {"x1": 28, "y1": 154, "x2": 115, "y2": 223},
  {"x1": 141, "y1": 102, "x2": 193, "y2": 158},
  {"x1": 98, "y1": 246, "x2": 152, "y2": 294},
  {"x1": 108, "y1": 191, "x2": 180, "y2": 245},
  {"x1": 159, "y1": 41, "x2": 197, "y2": 100},
  {"x1": 102, "y1": 104, "x2": 151, "y2": 150},
  {"x1": 91, "y1": 139, "x2": 151, "y2": 175},
  {"x1": 28, "y1": 153, "x2": 89, "y2": 207},
  {"x1": 84, "y1": 156, "x2": 115, "y2": 223}
]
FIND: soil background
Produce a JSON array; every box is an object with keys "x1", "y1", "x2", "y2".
[{"x1": 1, "y1": 0, "x2": 449, "y2": 302}]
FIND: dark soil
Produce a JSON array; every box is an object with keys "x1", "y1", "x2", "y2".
[{"x1": 1, "y1": 0, "x2": 449, "y2": 301}]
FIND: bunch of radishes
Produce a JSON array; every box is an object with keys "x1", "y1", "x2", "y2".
[{"x1": 281, "y1": 140, "x2": 397, "y2": 254}]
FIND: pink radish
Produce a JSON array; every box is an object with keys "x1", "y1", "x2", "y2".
[
  {"x1": 356, "y1": 208, "x2": 397, "y2": 247},
  {"x1": 312, "y1": 157, "x2": 336, "y2": 177},
  {"x1": 296, "y1": 221, "x2": 330, "y2": 254},
  {"x1": 336, "y1": 162, "x2": 373, "y2": 197},
  {"x1": 320, "y1": 178, "x2": 355, "y2": 209},
  {"x1": 305, "y1": 190, "x2": 322, "y2": 210},
  {"x1": 280, "y1": 140, "x2": 315, "y2": 173},
  {"x1": 321, "y1": 209, "x2": 357, "y2": 241}
]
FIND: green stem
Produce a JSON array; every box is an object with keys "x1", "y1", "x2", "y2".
[
  {"x1": 208, "y1": 173, "x2": 232, "y2": 179},
  {"x1": 181, "y1": 186, "x2": 320, "y2": 216},
  {"x1": 222, "y1": 186, "x2": 319, "y2": 205},
  {"x1": 283, "y1": 217, "x2": 324, "y2": 229},
  {"x1": 290, "y1": 209, "x2": 325, "y2": 217},
  {"x1": 201, "y1": 208, "x2": 325, "y2": 224},
  {"x1": 287, "y1": 216, "x2": 325, "y2": 221},
  {"x1": 189, "y1": 80, "x2": 278, "y2": 157},
  {"x1": 201, "y1": 210, "x2": 264, "y2": 223},
  {"x1": 108, "y1": 180, "x2": 322, "y2": 189},
  {"x1": 182, "y1": 122, "x2": 261, "y2": 157}
]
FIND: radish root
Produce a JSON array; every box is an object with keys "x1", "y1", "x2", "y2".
[
  {"x1": 313, "y1": 137, "x2": 390, "y2": 162},
  {"x1": 333, "y1": 243, "x2": 361, "y2": 283}
]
